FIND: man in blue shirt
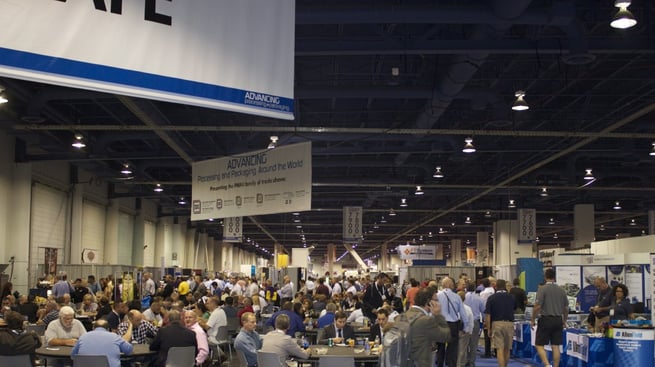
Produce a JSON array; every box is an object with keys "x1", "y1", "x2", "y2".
[
  {"x1": 317, "y1": 302, "x2": 336, "y2": 328},
  {"x1": 265, "y1": 301, "x2": 305, "y2": 337},
  {"x1": 436, "y1": 277, "x2": 470, "y2": 367},
  {"x1": 71, "y1": 319, "x2": 133, "y2": 367},
  {"x1": 464, "y1": 281, "x2": 486, "y2": 367},
  {"x1": 234, "y1": 312, "x2": 262, "y2": 367}
]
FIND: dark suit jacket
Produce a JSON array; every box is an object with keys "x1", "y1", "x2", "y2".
[
  {"x1": 363, "y1": 282, "x2": 389, "y2": 317},
  {"x1": 369, "y1": 323, "x2": 383, "y2": 341},
  {"x1": 319, "y1": 324, "x2": 355, "y2": 344},
  {"x1": 149, "y1": 322, "x2": 198, "y2": 367}
]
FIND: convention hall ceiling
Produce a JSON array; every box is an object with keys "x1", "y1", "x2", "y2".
[{"x1": 1, "y1": 0, "x2": 654, "y2": 263}]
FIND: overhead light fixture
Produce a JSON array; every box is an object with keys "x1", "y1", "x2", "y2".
[
  {"x1": 549, "y1": 218, "x2": 555, "y2": 225},
  {"x1": 400, "y1": 198, "x2": 408, "y2": 207},
  {"x1": 539, "y1": 187, "x2": 549, "y2": 197},
  {"x1": 433, "y1": 166, "x2": 444, "y2": 178},
  {"x1": 583, "y1": 168, "x2": 595, "y2": 180},
  {"x1": 438, "y1": 227, "x2": 446, "y2": 234},
  {"x1": 511, "y1": 90, "x2": 529, "y2": 111},
  {"x1": 71, "y1": 133, "x2": 86, "y2": 148},
  {"x1": 553, "y1": 233, "x2": 559, "y2": 239},
  {"x1": 508, "y1": 199, "x2": 516, "y2": 208},
  {"x1": 0, "y1": 86, "x2": 8, "y2": 104},
  {"x1": 428, "y1": 231, "x2": 433, "y2": 238},
  {"x1": 414, "y1": 185, "x2": 424, "y2": 195},
  {"x1": 650, "y1": 142, "x2": 655, "y2": 156},
  {"x1": 389, "y1": 208, "x2": 397, "y2": 216},
  {"x1": 208, "y1": 218, "x2": 214, "y2": 222},
  {"x1": 153, "y1": 183, "x2": 164, "y2": 192},
  {"x1": 610, "y1": 0, "x2": 637, "y2": 29},
  {"x1": 462, "y1": 138, "x2": 476, "y2": 153},
  {"x1": 464, "y1": 216, "x2": 472, "y2": 224},
  {"x1": 613, "y1": 201, "x2": 622, "y2": 210},
  {"x1": 380, "y1": 216, "x2": 387, "y2": 223},
  {"x1": 629, "y1": 219, "x2": 637, "y2": 226},
  {"x1": 120, "y1": 163, "x2": 133, "y2": 175},
  {"x1": 267, "y1": 135, "x2": 278, "y2": 149},
  {"x1": 373, "y1": 222, "x2": 379, "y2": 229},
  {"x1": 178, "y1": 196, "x2": 187, "y2": 205},
  {"x1": 293, "y1": 217, "x2": 301, "y2": 223},
  {"x1": 600, "y1": 224, "x2": 605, "y2": 231}
]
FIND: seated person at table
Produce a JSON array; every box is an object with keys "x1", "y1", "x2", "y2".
[
  {"x1": 149, "y1": 310, "x2": 197, "y2": 367},
  {"x1": 105, "y1": 301, "x2": 128, "y2": 332},
  {"x1": 261, "y1": 314, "x2": 310, "y2": 365},
  {"x1": 78, "y1": 294, "x2": 98, "y2": 317},
  {"x1": 71, "y1": 319, "x2": 133, "y2": 367},
  {"x1": 143, "y1": 298, "x2": 166, "y2": 326},
  {"x1": 45, "y1": 306, "x2": 87, "y2": 347},
  {"x1": 118, "y1": 310, "x2": 158, "y2": 344},
  {"x1": 95, "y1": 296, "x2": 112, "y2": 320},
  {"x1": 317, "y1": 302, "x2": 337, "y2": 328},
  {"x1": 234, "y1": 312, "x2": 262, "y2": 367},
  {"x1": 38, "y1": 300, "x2": 59, "y2": 326},
  {"x1": 346, "y1": 302, "x2": 366, "y2": 324},
  {"x1": 369, "y1": 308, "x2": 389, "y2": 342},
  {"x1": 0, "y1": 310, "x2": 42, "y2": 366},
  {"x1": 184, "y1": 310, "x2": 209, "y2": 367},
  {"x1": 319, "y1": 311, "x2": 355, "y2": 344},
  {"x1": 265, "y1": 301, "x2": 305, "y2": 337},
  {"x1": 17, "y1": 294, "x2": 39, "y2": 324}
]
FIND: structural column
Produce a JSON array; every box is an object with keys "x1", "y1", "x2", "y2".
[
  {"x1": 104, "y1": 199, "x2": 119, "y2": 265},
  {"x1": 4, "y1": 162, "x2": 32, "y2": 293},
  {"x1": 450, "y1": 239, "x2": 462, "y2": 266},
  {"x1": 476, "y1": 232, "x2": 489, "y2": 266},
  {"x1": 493, "y1": 220, "x2": 532, "y2": 265}
]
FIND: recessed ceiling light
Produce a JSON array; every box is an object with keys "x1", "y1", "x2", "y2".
[
  {"x1": 71, "y1": 133, "x2": 86, "y2": 148},
  {"x1": 389, "y1": 208, "x2": 397, "y2": 216},
  {"x1": 508, "y1": 199, "x2": 516, "y2": 208}
]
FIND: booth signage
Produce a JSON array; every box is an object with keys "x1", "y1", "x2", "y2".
[
  {"x1": 397, "y1": 245, "x2": 436, "y2": 260},
  {"x1": 518, "y1": 208, "x2": 536, "y2": 244},
  {"x1": 342, "y1": 206, "x2": 363, "y2": 242},
  {"x1": 223, "y1": 217, "x2": 242, "y2": 243}
]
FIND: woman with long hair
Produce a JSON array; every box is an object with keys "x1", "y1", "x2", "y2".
[{"x1": 609, "y1": 284, "x2": 633, "y2": 322}]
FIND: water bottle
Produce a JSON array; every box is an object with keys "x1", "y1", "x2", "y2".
[
  {"x1": 328, "y1": 338, "x2": 333, "y2": 347},
  {"x1": 374, "y1": 335, "x2": 380, "y2": 348},
  {"x1": 364, "y1": 337, "x2": 370, "y2": 355},
  {"x1": 302, "y1": 337, "x2": 309, "y2": 349}
]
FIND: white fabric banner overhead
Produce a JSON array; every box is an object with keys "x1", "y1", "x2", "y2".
[
  {"x1": 342, "y1": 206, "x2": 363, "y2": 242},
  {"x1": 397, "y1": 244, "x2": 436, "y2": 260},
  {"x1": 0, "y1": 0, "x2": 295, "y2": 119},
  {"x1": 517, "y1": 208, "x2": 537, "y2": 244},
  {"x1": 191, "y1": 142, "x2": 312, "y2": 221},
  {"x1": 223, "y1": 217, "x2": 243, "y2": 243}
]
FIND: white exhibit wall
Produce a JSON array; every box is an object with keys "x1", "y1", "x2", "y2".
[{"x1": 590, "y1": 235, "x2": 655, "y2": 255}]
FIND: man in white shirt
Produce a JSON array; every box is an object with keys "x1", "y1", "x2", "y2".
[
  {"x1": 245, "y1": 278, "x2": 259, "y2": 298},
  {"x1": 142, "y1": 272, "x2": 156, "y2": 299},
  {"x1": 277, "y1": 275, "x2": 294, "y2": 302},
  {"x1": 204, "y1": 298, "x2": 227, "y2": 344}
]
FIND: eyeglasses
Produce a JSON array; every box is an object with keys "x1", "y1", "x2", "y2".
[{"x1": 616, "y1": 289, "x2": 624, "y2": 293}]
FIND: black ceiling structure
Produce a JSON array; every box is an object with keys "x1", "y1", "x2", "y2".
[{"x1": 1, "y1": 0, "x2": 654, "y2": 262}]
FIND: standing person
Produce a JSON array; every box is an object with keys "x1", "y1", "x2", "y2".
[
  {"x1": 71, "y1": 319, "x2": 133, "y2": 367},
  {"x1": 278, "y1": 275, "x2": 294, "y2": 303},
  {"x1": 436, "y1": 277, "x2": 470, "y2": 367},
  {"x1": 479, "y1": 277, "x2": 495, "y2": 358},
  {"x1": 363, "y1": 273, "x2": 390, "y2": 320},
  {"x1": 457, "y1": 292, "x2": 474, "y2": 367},
  {"x1": 405, "y1": 279, "x2": 420, "y2": 309},
  {"x1": 531, "y1": 268, "x2": 568, "y2": 367},
  {"x1": 260, "y1": 314, "x2": 310, "y2": 365},
  {"x1": 87, "y1": 275, "x2": 102, "y2": 295},
  {"x1": 0, "y1": 310, "x2": 42, "y2": 366},
  {"x1": 233, "y1": 312, "x2": 262, "y2": 367},
  {"x1": 52, "y1": 275, "x2": 74, "y2": 298},
  {"x1": 405, "y1": 287, "x2": 451, "y2": 367},
  {"x1": 609, "y1": 284, "x2": 633, "y2": 322},
  {"x1": 484, "y1": 279, "x2": 515, "y2": 367},
  {"x1": 149, "y1": 310, "x2": 197, "y2": 367},
  {"x1": 184, "y1": 310, "x2": 209, "y2": 366},
  {"x1": 464, "y1": 281, "x2": 485, "y2": 367},
  {"x1": 590, "y1": 277, "x2": 613, "y2": 332},
  {"x1": 509, "y1": 278, "x2": 528, "y2": 313},
  {"x1": 142, "y1": 273, "x2": 157, "y2": 299}
]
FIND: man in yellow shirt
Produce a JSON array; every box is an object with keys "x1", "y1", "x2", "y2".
[{"x1": 178, "y1": 276, "x2": 190, "y2": 298}]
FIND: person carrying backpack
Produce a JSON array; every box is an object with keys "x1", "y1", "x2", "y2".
[{"x1": 381, "y1": 286, "x2": 450, "y2": 367}]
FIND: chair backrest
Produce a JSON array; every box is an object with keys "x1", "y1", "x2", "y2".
[
  {"x1": 226, "y1": 317, "x2": 240, "y2": 334},
  {"x1": 72, "y1": 354, "x2": 110, "y2": 367},
  {"x1": 0, "y1": 354, "x2": 32, "y2": 367},
  {"x1": 318, "y1": 356, "x2": 355, "y2": 367},
  {"x1": 165, "y1": 346, "x2": 196, "y2": 367},
  {"x1": 25, "y1": 324, "x2": 46, "y2": 336},
  {"x1": 236, "y1": 349, "x2": 249, "y2": 366},
  {"x1": 257, "y1": 350, "x2": 282, "y2": 367},
  {"x1": 215, "y1": 325, "x2": 230, "y2": 343}
]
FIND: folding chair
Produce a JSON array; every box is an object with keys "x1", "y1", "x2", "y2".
[
  {"x1": 318, "y1": 356, "x2": 355, "y2": 367},
  {"x1": 257, "y1": 351, "x2": 281, "y2": 367},
  {"x1": 0, "y1": 355, "x2": 33, "y2": 367},
  {"x1": 165, "y1": 346, "x2": 196, "y2": 367},
  {"x1": 72, "y1": 354, "x2": 110, "y2": 367}
]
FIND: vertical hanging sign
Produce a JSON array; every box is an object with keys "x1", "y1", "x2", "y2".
[
  {"x1": 223, "y1": 217, "x2": 243, "y2": 243},
  {"x1": 343, "y1": 206, "x2": 363, "y2": 242},
  {"x1": 518, "y1": 208, "x2": 536, "y2": 244}
]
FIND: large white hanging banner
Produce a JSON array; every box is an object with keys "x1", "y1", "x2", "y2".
[
  {"x1": 191, "y1": 142, "x2": 312, "y2": 220},
  {"x1": 0, "y1": 0, "x2": 295, "y2": 120}
]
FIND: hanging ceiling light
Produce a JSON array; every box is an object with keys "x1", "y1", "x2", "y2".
[
  {"x1": 511, "y1": 90, "x2": 529, "y2": 111},
  {"x1": 267, "y1": 135, "x2": 278, "y2": 149},
  {"x1": 462, "y1": 138, "x2": 476, "y2": 153},
  {"x1": 399, "y1": 198, "x2": 408, "y2": 207},
  {"x1": 433, "y1": 166, "x2": 444, "y2": 178},
  {"x1": 553, "y1": 233, "x2": 559, "y2": 239},
  {"x1": 629, "y1": 219, "x2": 637, "y2": 226},
  {"x1": 153, "y1": 183, "x2": 164, "y2": 192},
  {"x1": 484, "y1": 210, "x2": 492, "y2": 218},
  {"x1": 373, "y1": 222, "x2": 379, "y2": 229},
  {"x1": 414, "y1": 185, "x2": 424, "y2": 195},
  {"x1": 583, "y1": 168, "x2": 595, "y2": 180},
  {"x1": 508, "y1": 199, "x2": 516, "y2": 208},
  {"x1": 438, "y1": 227, "x2": 446, "y2": 234},
  {"x1": 0, "y1": 86, "x2": 8, "y2": 104},
  {"x1": 464, "y1": 216, "x2": 472, "y2": 224},
  {"x1": 380, "y1": 216, "x2": 387, "y2": 223},
  {"x1": 388, "y1": 208, "x2": 397, "y2": 216},
  {"x1": 539, "y1": 187, "x2": 549, "y2": 197},
  {"x1": 120, "y1": 163, "x2": 133, "y2": 175},
  {"x1": 650, "y1": 142, "x2": 655, "y2": 156},
  {"x1": 178, "y1": 196, "x2": 187, "y2": 205},
  {"x1": 613, "y1": 201, "x2": 622, "y2": 210},
  {"x1": 71, "y1": 133, "x2": 86, "y2": 148},
  {"x1": 600, "y1": 224, "x2": 605, "y2": 231},
  {"x1": 549, "y1": 218, "x2": 555, "y2": 225},
  {"x1": 610, "y1": 0, "x2": 637, "y2": 29}
]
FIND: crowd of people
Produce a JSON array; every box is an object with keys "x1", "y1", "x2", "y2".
[{"x1": 0, "y1": 268, "x2": 639, "y2": 367}]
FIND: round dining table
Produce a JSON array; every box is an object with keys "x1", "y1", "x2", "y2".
[
  {"x1": 295, "y1": 344, "x2": 380, "y2": 365},
  {"x1": 36, "y1": 343, "x2": 154, "y2": 359}
]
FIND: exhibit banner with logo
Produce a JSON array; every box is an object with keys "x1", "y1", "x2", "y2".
[
  {"x1": 191, "y1": 142, "x2": 311, "y2": 220},
  {"x1": 397, "y1": 244, "x2": 437, "y2": 260},
  {"x1": 0, "y1": 0, "x2": 295, "y2": 119},
  {"x1": 613, "y1": 328, "x2": 654, "y2": 366}
]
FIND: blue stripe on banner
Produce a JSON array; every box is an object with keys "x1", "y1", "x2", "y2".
[{"x1": 0, "y1": 47, "x2": 294, "y2": 115}]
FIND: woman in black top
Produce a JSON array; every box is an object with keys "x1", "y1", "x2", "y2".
[{"x1": 609, "y1": 284, "x2": 633, "y2": 322}]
